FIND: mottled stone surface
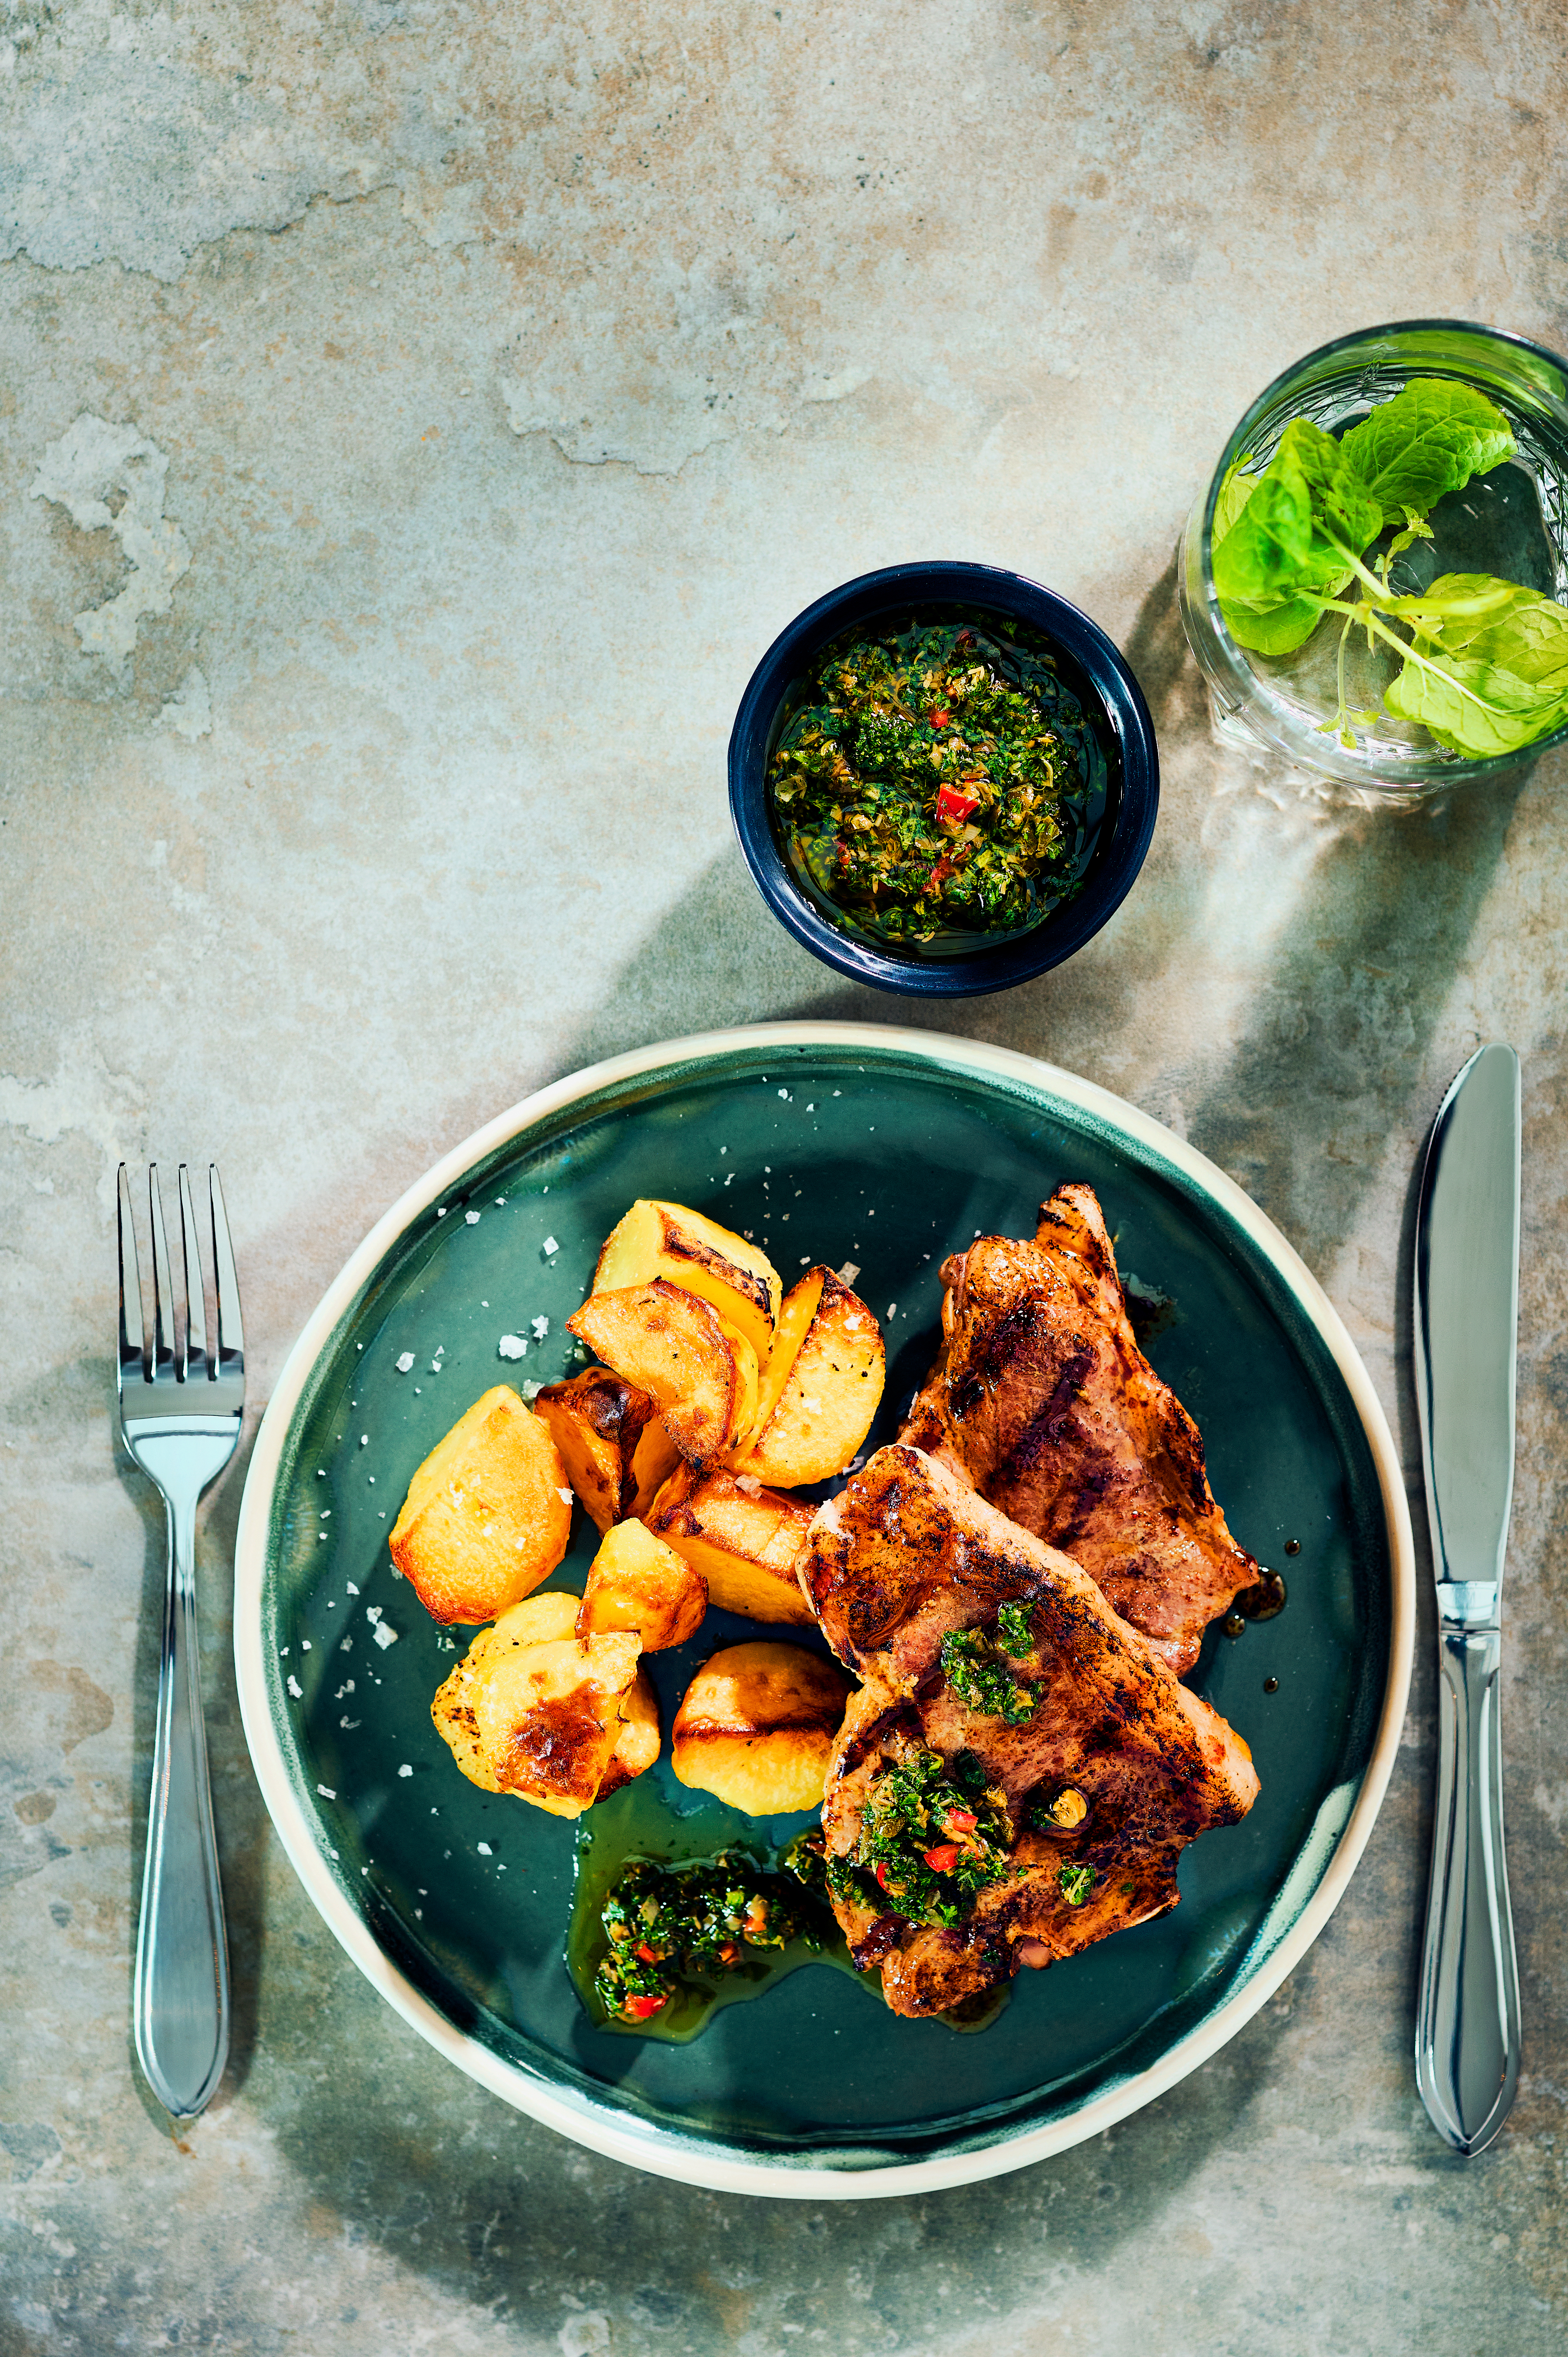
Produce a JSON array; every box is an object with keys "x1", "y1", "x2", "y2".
[{"x1": 3, "y1": 2, "x2": 1567, "y2": 2349}]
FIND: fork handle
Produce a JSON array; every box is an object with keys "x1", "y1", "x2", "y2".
[
  {"x1": 134, "y1": 1494, "x2": 230, "y2": 2120},
  {"x1": 1414, "y1": 1615, "x2": 1520, "y2": 2155}
]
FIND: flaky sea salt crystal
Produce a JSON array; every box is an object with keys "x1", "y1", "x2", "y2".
[
  {"x1": 396, "y1": 1352, "x2": 415, "y2": 1373},
  {"x1": 373, "y1": 1620, "x2": 399, "y2": 1650},
  {"x1": 318, "y1": 1783, "x2": 335, "y2": 1799},
  {"x1": 465, "y1": 1210, "x2": 481, "y2": 1225},
  {"x1": 531, "y1": 1315, "x2": 549, "y2": 1340},
  {"x1": 497, "y1": 1334, "x2": 527, "y2": 1359},
  {"x1": 838, "y1": 1262, "x2": 860, "y2": 1285},
  {"x1": 287, "y1": 1675, "x2": 303, "y2": 1698},
  {"x1": 398, "y1": 1764, "x2": 413, "y2": 1777}
]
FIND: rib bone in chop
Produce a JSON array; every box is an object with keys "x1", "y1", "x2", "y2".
[
  {"x1": 798, "y1": 1444, "x2": 1260, "y2": 2019},
  {"x1": 901, "y1": 1182, "x2": 1259, "y2": 1675}
]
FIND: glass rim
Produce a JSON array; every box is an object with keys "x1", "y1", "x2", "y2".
[{"x1": 1194, "y1": 317, "x2": 1568, "y2": 783}]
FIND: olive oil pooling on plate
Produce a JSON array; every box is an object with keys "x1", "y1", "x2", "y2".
[{"x1": 767, "y1": 612, "x2": 1110, "y2": 957}]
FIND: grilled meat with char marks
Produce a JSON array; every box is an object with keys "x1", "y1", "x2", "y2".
[
  {"x1": 901, "y1": 1182, "x2": 1259, "y2": 1675},
  {"x1": 797, "y1": 1444, "x2": 1259, "y2": 2018}
]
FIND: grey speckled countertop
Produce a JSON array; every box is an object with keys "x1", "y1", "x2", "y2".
[{"x1": 3, "y1": 4, "x2": 1566, "y2": 2350}]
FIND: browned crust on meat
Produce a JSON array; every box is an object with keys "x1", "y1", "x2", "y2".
[
  {"x1": 899, "y1": 1183, "x2": 1258, "y2": 1673},
  {"x1": 799, "y1": 1445, "x2": 1259, "y2": 2016}
]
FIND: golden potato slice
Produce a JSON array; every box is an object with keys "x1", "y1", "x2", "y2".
[
  {"x1": 729, "y1": 1269, "x2": 884, "y2": 1486},
  {"x1": 594, "y1": 1200, "x2": 782, "y2": 1361},
  {"x1": 598, "y1": 1666, "x2": 662, "y2": 1797},
  {"x1": 432, "y1": 1596, "x2": 658, "y2": 1811},
  {"x1": 672, "y1": 1641, "x2": 853, "y2": 1815},
  {"x1": 475, "y1": 1629, "x2": 643, "y2": 1814},
  {"x1": 568, "y1": 1282, "x2": 756, "y2": 1465},
  {"x1": 629, "y1": 1416, "x2": 683, "y2": 1517},
  {"x1": 535, "y1": 1368, "x2": 659, "y2": 1537},
  {"x1": 390, "y1": 1385, "x2": 573, "y2": 1625},
  {"x1": 645, "y1": 1464, "x2": 816, "y2": 1627},
  {"x1": 430, "y1": 1590, "x2": 582, "y2": 1796},
  {"x1": 577, "y1": 1517, "x2": 708, "y2": 1651}
]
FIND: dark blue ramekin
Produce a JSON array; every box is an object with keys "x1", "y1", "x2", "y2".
[{"x1": 728, "y1": 560, "x2": 1159, "y2": 998}]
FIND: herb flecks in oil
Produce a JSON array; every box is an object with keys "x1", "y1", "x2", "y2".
[
  {"x1": 828, "y1": 1742, "x2": 1015, "y2": 1931},
  {"x1": 594, "y1": 1854, "x2": 807, "y2": 2024},
  {"x1": 769, "y1": 619, "x2": 1097, "y2": 948}
]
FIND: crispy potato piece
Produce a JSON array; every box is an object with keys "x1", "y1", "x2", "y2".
[
  {"x1": 430, "y1": 1591, "x2": 579, "y2": 1794},
  {"x1": 431, "y1": 1594, "x2": 654, "y2": 1814},
  {"x1": 729, "y1": 1269, "x2": 884, "y2": 1486},
  {"x1": 595, "y1": 1200, "x2": 782, "y2": 1361},
  {"x1": 629, "y1": 1416, "x2": 683, "y2": 1517},
  {"x1": 672, "y1": 1641, "x2": 853, "y2": 1815},
  {"x1": 598, "y1": 1666, "x2": 662, "y2": 1797},
  {"x1": 645, "y1": 1464, "x2": 816, "y2": 1627},
  {"x1": 390, "y1": 1385, "x2": 573, "y2": 1625},
  {"x1": 568, "y1": 1282, "x2": 757, "y2": 1465},
  {"x1": 577, "y1": 1517, "x2": 708, "y2": 1651},
  {"x1": 535, "y1": 1368, "x2": 659, "y2": 1536},
  {"x1": 476, "y1": 1630, "x2": 641, "y2": 1811}
]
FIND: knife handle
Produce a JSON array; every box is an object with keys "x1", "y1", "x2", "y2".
[{"x1": 1415, "y1": 1618, "x2": 1520, "y2": 2155}]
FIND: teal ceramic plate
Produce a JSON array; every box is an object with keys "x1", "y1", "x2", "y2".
[{"x1": 234, "y1": 1025, "x2": 1414, "y2": 2197}]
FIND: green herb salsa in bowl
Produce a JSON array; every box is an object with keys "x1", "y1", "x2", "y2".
[
  {"x1": 730, "y1": 564, "x2": 1159, "y2": 997},
  {"x1": 770, "y1": 615, "x2": 1105, "y2": 955}
]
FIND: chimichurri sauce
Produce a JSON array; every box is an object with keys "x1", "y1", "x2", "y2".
[
  {"x1": 768, "y1": 612, "x2": 1109, "y2": 956},
  {"x1": 567, "y1": 1783, "x2": 1009, "y2": 2039}
]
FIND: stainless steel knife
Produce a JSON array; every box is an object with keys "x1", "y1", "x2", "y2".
[{"x1": 1413, "y1": 1041, "x2": 1522, "y2": 2156}]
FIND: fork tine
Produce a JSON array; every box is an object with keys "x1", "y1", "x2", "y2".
[
  {"x1": 148, "y1": 1166, "x2": 178, "y2": 1380},
  {"x1": 178, "y1": 1164, "x2": 209, "y2": 1378},
  {"x1": 209, "y1": 1165, "x2": 244, "y2": 1372},
  {"x1": 118, "y1": 1163, "x2": 145, "y2": 1379}
]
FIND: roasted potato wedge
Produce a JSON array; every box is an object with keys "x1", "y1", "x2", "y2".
[
  {"x1": 390, "y1": 1385, "x2": 573, "y2": 1625},
  {"x1": 594, "y1": 1199, "x2": 782, "y2": 1362},
  {"x1": 430, "y1": 1590, "x2": 579, "y2": 1794},
  {"x1": 430, "y1": 1588, "x2": 646, "y2": 1817},
  {"x1": 535, "y1": 1367, "x2": 659, "y2": 1536},
  {"x1": 598, "y1": 1666, "x2": 661, "y2": 1797},
  {"x1": 569, "y1": 1281, "x2": 757, "y2": 1465},
  {"x1": 577, "y1": 1516, "x2": 707, "y2": 1651},
  {"x1": 672, "y1": 1641, "x2": 853, "y2": 1815},
  {"x1": 729, "y1": 1268, "x2": 884, "y2": 1486},
  {"x1": 629, "y1": 1415, "x2": 683, "y2": 1517},
  {"x1": 645, "y1": 1463, "x2": 816, "y2": 1627}
]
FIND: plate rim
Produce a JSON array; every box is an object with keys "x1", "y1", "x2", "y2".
[{"x1": 233, "y1": 1020, "x2": 1416, "y2": 2200}]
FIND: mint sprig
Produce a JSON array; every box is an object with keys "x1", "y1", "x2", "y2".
[{"x1": 1212, "y1": 378, "x2": 1568, "y2": 758}]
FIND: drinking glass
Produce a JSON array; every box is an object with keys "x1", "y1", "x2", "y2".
[{"x1": 1178, "y1": 320, "x2": 1568, "y2": 802}]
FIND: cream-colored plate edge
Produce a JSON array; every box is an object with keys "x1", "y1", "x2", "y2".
[{"x1": 233, "y1": 1020, "x2": 1416, "y2": 2202}]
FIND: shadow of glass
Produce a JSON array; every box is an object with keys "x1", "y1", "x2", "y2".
[{"x1": 1183, "y1": 777, "x2": 1524, "y2": 1270}]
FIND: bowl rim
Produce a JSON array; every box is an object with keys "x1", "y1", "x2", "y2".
[
  {"x1": 727, "y1": 562, "x2": 1159, "y2": 997},
  {"x1": 233, "y1": 1019, "x2": 1416, "y2": 2201}
]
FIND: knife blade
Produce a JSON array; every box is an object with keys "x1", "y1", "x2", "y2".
[{"x1": 1412, "y1": 1041, "x2": 1522, "y2": 2156}]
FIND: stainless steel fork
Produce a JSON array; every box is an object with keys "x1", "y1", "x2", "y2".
[{"x1": 117, "y1": 1163, "x2": 244, "y2": 2121}]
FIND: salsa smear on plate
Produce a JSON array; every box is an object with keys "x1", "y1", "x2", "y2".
[{"x1": 767, "y1": 615, "x2": 1107, "y2": 954}]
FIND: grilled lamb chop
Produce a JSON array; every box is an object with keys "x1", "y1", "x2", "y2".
[
  {"x1": 797, "y1": 1444, "x2": 1259, "y2": 2018},
  {"x1": 901, "y1": 1182, "x2": 1258, "y2": 1674}
]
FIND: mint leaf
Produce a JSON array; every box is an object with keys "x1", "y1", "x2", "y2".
[
  {"x1": 1224, "y1": 593, "x2": 1330, "y2": 656},
  {"x1": 1212, "y1": 452, "x2": 1312, "y2": 606},
  {"x1": 1383, "y1": 648, "x2": 1568, "y2": 756},
  {"x1": 1411, "y1": 572, "x2": 1568, "y2": 687},
  {"x1": 1212, "y1": 458, "x2": 1261, "y2": 547},
  {"x1": 1213, "y1": 424, "x2": 1380, "y2": 655},
  {"x1": 1338, "y1": 379, "x2": 1515, "y2": 526}
]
